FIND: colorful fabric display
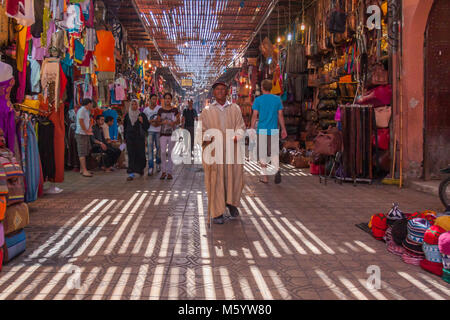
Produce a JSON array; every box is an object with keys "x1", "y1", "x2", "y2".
[
  {"x1": 3, "y1": 228, "x2": 26, "y2": 262},
  {"x1": 3, "y1": 202, "x2": 29, "y2": 234},
  {"x1": 402, "y1": 252, "x2": 423, "y2": 266},
  {"x1": 402, "y1": 218, "x2": 430, "y2": 260},
  {"x1": 0, "y1": 222, "x2": 4, "y2": 247}
]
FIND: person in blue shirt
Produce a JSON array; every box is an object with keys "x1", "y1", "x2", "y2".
[
  {"x1": 250, "y1": 79, "x2": 287, "y2": 184},
  {"x1": 102, "y1": 107, "x2": 118, "y2": 140}
]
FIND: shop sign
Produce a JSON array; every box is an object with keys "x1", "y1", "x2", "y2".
[{"x1": 182, "y1": 79, "x2": 193, "y2": 87}]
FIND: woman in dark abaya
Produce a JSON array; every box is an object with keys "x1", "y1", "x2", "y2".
[{"x1": 124, "y1": 99, "x2": 149, "y2": 181}]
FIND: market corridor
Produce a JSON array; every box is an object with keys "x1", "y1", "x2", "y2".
[{"x1": 0, "y1": 162, "x2": 448, "y2": 300}]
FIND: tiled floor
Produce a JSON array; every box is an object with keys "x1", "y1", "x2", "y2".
[{"x1": 1, "y1": 160, "x2": 449, "y2": 300}]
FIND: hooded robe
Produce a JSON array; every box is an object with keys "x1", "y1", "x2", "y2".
[{"x1": 199, "y1": 101, "x2": 246, "y2": 220}]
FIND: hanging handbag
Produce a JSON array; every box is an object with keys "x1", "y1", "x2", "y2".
[
  {"x1": 372, "y1": 128, "x2": 390, "y2": 150},
  {"x1": 368, "y1": 63, "x2": 389, "y2": 87},
  {"x1": 327, "y1": 0, "x2": 347, "y2": 34},
  {"x1": 314, "y1": 127, "x2": 343, "y2": 156},
  {"x1": 374, "y1": 106, "x2": 391, "y2": 128}
]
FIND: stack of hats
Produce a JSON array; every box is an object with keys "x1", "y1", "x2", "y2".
[
  {"x1": 402, "y1": 218, "x2": 431, "y2": 265},
  {"x1": 439, "y1": 231, "x2": 450, "y2": 283},
  {"x1": 385, "y1": 203, "x2": 405, "y2": 243},
  {"x1": 370, "y1": 213, "x2": 387, "y2": 241},
  {"x1": 420, "y1": 225, "x2": 445, "y2": 276},
  {"x1": 388, "y1": 218, "x2": 408, "y2": 256},
  {"x1": 408, "y1": 210, "x2": 437, "y2": 225},
  {"x1": 435, "y1": 216, "x2": 450, "y2": 232}
]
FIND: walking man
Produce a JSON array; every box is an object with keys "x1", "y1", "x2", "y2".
[
  {"x1": 75, "y1": 98, "x2": 94, "y2": 178},
  {"x1": 250, "y1": 79, "x2": 288, "y2": 184},
  {"x1": 181, "y1": 99, "x2": 198, "y2": 158},
  {"x1": 200, "y1": 82, "x2": 246, "y2": 224},
  {"x1": 143, "y1": 94, "x2": 162, "y2": 176}
]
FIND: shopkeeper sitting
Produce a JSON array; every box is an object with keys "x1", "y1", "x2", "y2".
[{"x1": 90, "y1": 115, "x2": 121, "y2": 172}]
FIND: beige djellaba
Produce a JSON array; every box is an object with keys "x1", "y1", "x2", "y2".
[{"x1": 198, "y1": 101, "x2": 247, "y2": 220}]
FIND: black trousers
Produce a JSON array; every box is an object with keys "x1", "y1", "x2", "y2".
[
  {"x1": 126, "y1": 138, "x2": 146, "y2": 174},
  {"x1": 185, "y1": 126, "x2": 195, "y2": 153},
  {"x1": 92, "y1": 145, "x2": 121, "y2": 168}
]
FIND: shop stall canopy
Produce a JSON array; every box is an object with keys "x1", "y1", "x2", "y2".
[{"x1": 126, "y1": 0, "x2": 281, "y2": 91}]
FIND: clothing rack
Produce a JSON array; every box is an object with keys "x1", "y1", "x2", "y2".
[{"x1": 337, "y1": 103, "x2": 374, "y2": 185}]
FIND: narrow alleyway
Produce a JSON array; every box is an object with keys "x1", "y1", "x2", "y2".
[{"x1": 0, "y1": 161, "x2": 448, "y2": 300}]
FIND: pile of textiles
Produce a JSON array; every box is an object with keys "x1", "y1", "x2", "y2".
[
  {"x1": 0, "y1": 128, "x2": 28, "y2": 267},
  {"x1": 420, "y1": 225, "x2": 445, "y2": 276},
  {"x1": 439, "y1": 232, "x2": 450, "y2": 283}
]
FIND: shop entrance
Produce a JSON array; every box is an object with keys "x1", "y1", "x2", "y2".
[{"x1": 424, "y1": 0, "x2": 450, "y2": 180}]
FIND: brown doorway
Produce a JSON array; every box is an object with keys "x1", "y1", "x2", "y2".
[{"x1": 424, "y1": 0, "x2": 450, "y2": 180}]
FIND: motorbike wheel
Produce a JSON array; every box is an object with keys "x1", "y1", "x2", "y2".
[{"x1": 439, "y1": 177, "x2": 450, "y2": 211}]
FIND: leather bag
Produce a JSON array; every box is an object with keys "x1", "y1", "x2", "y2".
[
  {"x1": 327, "y1": 0, "x2": 347, "y2": 33},
  {"x1": 374, "y1": 106, "x2": 391, "y2": 128},
  {"x1": 368, "y1": 63, "x2": 389, "y2": 87},
  {"x1": 314, "y1": 128, "x2": 343, "y2": 156}
]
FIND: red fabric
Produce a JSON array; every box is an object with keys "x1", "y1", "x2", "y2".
[
  {"x1": 16, "y1": 27, "x2": 31, "y2": 103},
  {"x1": 408, "y1": 211, "x2": 436, "y2": 224},
  {"x1": 310, "y1": 164, "x2": 325, "y2": 175},
  {"x1": 420, "y1": 259, "x2": 443, "y2": 277},
  {"x1": 47, "y1": 65, "x2": 67, "y2": 183},
  {"x1": 424, "y1": 225, "x2": 446, "y2": 245},
  {"x1": 372, "y1": 213, "x2": 387, "y2": 240},
  {"x1": 372, "y1": 128, "x2": 390, "y2": 150},
  {"x1": 6, "y1": 0, "x2": 25, "y2": 17},
  {"x1": 79, "y1": 51, "x2": 93, "y2": 67}
]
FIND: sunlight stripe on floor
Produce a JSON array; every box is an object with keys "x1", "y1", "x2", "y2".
[
  {"x1": 88, "y1": 237, "x2": 107, "y2": 257},
  {"x1": 219, "y1": 267, "x2": 235, "y2": 299},
  {"x1": 380, "y1": 281, "x2": 406, "y2": 300},
  {"x1": 120, "y1": 192, "x2": 141, "y2": 214},
  {"x1": 252, "y1": 240, "x2": 268, "y2": 258},
  {"x1": 250, "y1": 266, "x2": 273, "y2": 300},
  {"x1": 111, "y1": 268, "x2": 132, "y2": 300},
  {"x1": 294, "y1": 221, "x2": 335, "y2": 254},
  {"x1": 354, "y1": 240, "x2": 376, "y2": 253},
  {"x1": 168, "y1": 267, "x2": 180, "y2": 300},
  {"x1": 72, "y1": 216, "x2": 111, "y2": 257},
  {"x1": 13, "y1": 267, "x2": 53, "y2": 300},
  {"x1": 0, "y1": 265, "x2": 46, "y2": 299},
  {"x1": 258, "y1": 216, "x2": 293, "y2": 254},
  {"x1": 398, "y1": 272, "x2": 445, "y2": 300},
  {"x1": 92, "y1": 267, "x2": 117, "y2": 299},
  {"x1": 144, "y1": 230, "x2": 159, "y2": 257},
  {"x1": 357, "y1": 279, "x2": 387, "y2": 300},
  {"x1": 338, "y1": 276, "x2": 368, "y2": 300},
  {"x1": 202, "y1": 265, "x2": 216, "y2": 300},
  {"x1": 238, "y1": 277, "x2": 255, "y2": 300},
  {"x1": 158, "y1": 217, "x2": 174, "y2": 258},
  {"x1": 279, "y1": 217, "x2": 319, "y2": 254},
  {"x1": 130, "y1": 264, "x2": 149, "y2": 299},
  {"x1": 149, "y1": 265, "x2": 165, "y2": 300},
  {"x1": 32, "y1": 268, "x2": 68, "y2": 300},
  {"x1": 132, "y1": 234, "x2": 146, "y2": 254},
  {"x1": 104, "y1": 213, "x2": 135, "y2": 254},
  {"x1": 248, "y1": 217, "x2": 281, "y2": 258},
  {"x1": 119, "y1": 214, "x2": 144, "y2": 254},
  {"x1": 197, "y1": 194, "x2": 210, "y2": 259},
  {"x1": 418, "y1": 273, "x2": 450, "y2": 297},
  {"x1": 74, "y1": 267, "x2": 101, "y2": 299},
  {"x1": 267, "y1": 270, "x2": 291, "y2": 300},
  {"x1": 315, "y1": 269, "x2": 348, "y2": 300}
]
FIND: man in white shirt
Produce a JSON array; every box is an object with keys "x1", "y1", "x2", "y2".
[
  {"x1": 143, "y1": 94, "x2": 162, "y2": 176},
  {"x1": 75, "y1": 98, "x2": 94, "y2": 177}
]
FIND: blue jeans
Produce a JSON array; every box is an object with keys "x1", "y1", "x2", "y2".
[{"x1": 147, "y1": 131, "x2": 161, "y2": 168}]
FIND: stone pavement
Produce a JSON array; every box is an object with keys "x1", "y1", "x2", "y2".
[{"x1": 0, "y1": 161, "x2": 449, "y2": 300}]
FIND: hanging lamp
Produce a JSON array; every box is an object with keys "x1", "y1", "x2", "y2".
[
  {"x1": 300, "y1": 0, "x2": 306, "y2": 31},
  {"x1": 287, "y1": 0, "x2": 292, "y2": 41}
]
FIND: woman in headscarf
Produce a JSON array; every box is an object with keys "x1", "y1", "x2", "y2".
[{"x1": 124, "y1": 99, "x2": 149, "y2": 181}]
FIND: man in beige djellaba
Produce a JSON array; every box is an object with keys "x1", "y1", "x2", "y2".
[{"x1": 199, "y1": 81, "x2": 247, "y2": 225}]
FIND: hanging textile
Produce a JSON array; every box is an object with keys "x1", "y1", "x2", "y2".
[
  {"x1": 0, "y1": 78, "x2": 15, "y2": 152},
  {"x1": 24, "y1": 120, "x2": 40, "y2": 202},
  {"x1": 37, "y1": 118, "x2": 55, "y2": 181}
]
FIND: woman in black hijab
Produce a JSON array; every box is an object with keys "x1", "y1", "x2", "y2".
[{"x1": 124, "y1": 99, "x2": 149, "y2": 180}]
